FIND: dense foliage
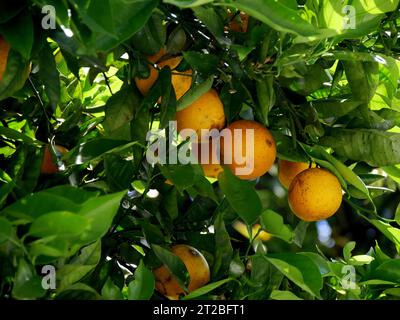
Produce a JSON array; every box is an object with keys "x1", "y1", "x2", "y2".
[{"x1": 1, "y1": 0, "x2": 400, "y2": 300}]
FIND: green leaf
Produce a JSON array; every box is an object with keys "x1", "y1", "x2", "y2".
[
  {"x1": 265, "y1": 253, "x2": 323, "y2": 298},
  {"x1": 56, "y1": 283, "x2": 101, "y2": 300},
  {"x1": 313, "y1": 99, "x2": 362, "y2": 118},
  {"x1": 29, "y1": 212, "x2": 89, "y2": 239},
  {"x1": 182, "y1": 278, "x2": 233, "y2": 300},
  {"x1": 193, "y1": 6, "x2": 225, "y2": 43},
  {"x1": 293, "y1": 221, "x2": 309, "y2": 248},
  {"x1": 343, "y1": 241, "x2": 356, "y2": 263},
  {"x1": 219, "y1": 0, "x2": 320, "y2": 37},
  {"x1": 260, "y1": 210, "x2": 293, "y2": 243},
  {"x1": 103, "y1": 86, "x2": 139, "y2": 140},
  {"x1": 77, "y1": 0, "x2": 159, "y2": 51},
  {"x1": 159, "y1": 164, "x2": 197, "y2": 193},
  {"x1": 0, "y1": 50, "x2": 30, "y2": 101},
  {"x1": 152, "y1": 244, "x2": 189, "y2": 290},
  {"x1": 12, "y1": 258, "x2": 46, "y2": 300},
  {"x1": 212, "y1": 211, "x2": 233, "y2": 278},
  {"x1": 218, "y1": 167, "x2": 262, "y2": 225},
  {"x1": 38, "y1": 41, "x2": 60, "y2": 110},
  {"x1": 299, "y1": 252, "x2": 330, "y2": 276},
  {"x1": 77, "y1": 191, "x2": 126, "y2": 243},
  {"x1": 0, "y1": 126, "x2": 37, "y2": 145},
  {"x1": 343, "y1": 60, "x2": 379, "y2": 102},
  {"x1": 368, "y1": 259, "x2": 400, "y2": 283},
  {"x1": 163, "y1": 0, "x2": 214, "y2": 7},
  {"x1": 57, "y1": 240, "x2": 102, "y2": 291},
  {"x1": 131, "y1": 12, "x2": 166, "y2": 55},
  {"x1": 270, "y1": 290, "x2": 303, "y2": 300},
  {"x1": 162, "y1": 188, "x2": 179, "y2": 220},
  {"x1": 368, "y1": 219, "x2": 400, "y2": 251},
  {"x1": 348, "y1": 255, "x2": 374, "y2": 266},
  {"x1": 183, "y1": 51, "x2": 219, "y2": 78},
  {"x1": 101, "y1": 278, "x2": 123, "y2": 300},
  {"x1": 255, "y1": 75, "x2": 275, "y2": 126},
  {"x1": 396, "y1": 202, "x2": 400, "y2": 225},
  {"x1": 176, "y1": 76, "x2": 213, "y2": 111},
  {"x1": 0, "y1": 217, "x2": 13, "y2": 243},
  {"x1": 0, "y1": 10, "x2": 33, "y2": 59},
  {"x1": 65, "y1": 139, "x2": 140, "y2": 165},
  {"x1": 128, "y1": 260, "x2": 155, "y2": 300},
  {"x1": 320, "y1": 129, "x2": 400, "y2": 167}
]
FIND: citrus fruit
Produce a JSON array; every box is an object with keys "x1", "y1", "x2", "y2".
[
  {"x1": 176, "y1": 89, "x2": 225, "y2": 141},
  {"x1": 278, "y1": 159, "x2": 314, "y2": 189},
  {"x1": 134, "y1": 48, "x2": 192, "y2": 100},
  {"x1": 288, "y1": 168, "x2": 343, "y2": 222},
  {"x1": 0, "y1": 36, "x2": 10, "y2": 81},
  {"x1": 228, "y1": 11, "x2": 249, "y2": 33},
  {"x1": 220, "y1": 120, "x2": 276, "y2": 180},
  {"x1": 153, "y1": 244, "x2": 210, "y2": 300},
  {"x1": 40, "y1": 145, "x2": 68, "y2": 175}
]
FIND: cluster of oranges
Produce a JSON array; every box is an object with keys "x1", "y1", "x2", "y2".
[
  {"x1": 135, "y1": 47, "x2": 277, "y2": 181},
  {"x1": 136, "y1": 46, "x2": 344, "y2": 299}
]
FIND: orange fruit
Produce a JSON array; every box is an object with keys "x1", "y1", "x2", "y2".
[
  {"x1": 176, "y1": 89, "x2": 226, "y2": 141},
  {"x1": 288, "y1": 168, "x2": 343, "y2": 222},
  {"x1": 153, "y1": 244, "x2": 210, "y2": 300},
  {"x1": 0, "y1": 36, "x2": 10, "y2": 81},
  {"x1": 134, "y1": 48, "x2": 192, "y2": 100},
  {"x1": 220, "y1": 120, "x2": 276, "y2": 180},
  {"x1": 227, "y1": 11, "x2": 249, "y2": 33},
  {"x1": 40, "y1": 145, "x2": 68, "y2": 175},
  {"x1": 278, "y1": 159, "x2": 314, "y2": 189}
]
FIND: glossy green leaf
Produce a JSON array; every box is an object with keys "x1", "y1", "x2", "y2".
[
  {"x1": 218, "y1": 167, "x2": 262, "y2": 225},
  {"x1": 128, "y1": 260, "x2": 155, "y2": 300},
  {"x1": 152, "y1": 244, "x2": 189, "y2": 290},
  {"x1": 260, "y1": 210, "x2": 293, "y2": 243},
  {"x1": 265, "y1": 253, "x2": 323, "y2": 298}
]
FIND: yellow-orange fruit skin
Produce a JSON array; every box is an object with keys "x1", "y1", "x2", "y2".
[
  {"x1": 288, "y1": 168, "x2": 343, "y2": 222},
  {"x1": 134, "y1": 48, "x2": 192, "y2": 100},
  {"x1": 176, "y1": 89, "x2": 226, "y2": 141},
  {"x1": 153, "y1": 244, "x2": 210, "y2": 300},
  {"x1": 220, "y1": 120, "x2": 276, "y2": 180},
  {"x1": 232, "y1": 220, "x2": 271, "y2": 242},
  {"x1": 40, "y1": 145, "x2": 68, "y2": 175},
  {"x1": 0, "y1": 36, "x2": 10, "y2": 81},
  {"x1": 278, "y1": 160, "x2": 313, "y2": 189}
]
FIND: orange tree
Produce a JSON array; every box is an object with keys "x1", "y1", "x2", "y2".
[{"x1": 1, "y1": 0, "x2": 400, "y2": 300}]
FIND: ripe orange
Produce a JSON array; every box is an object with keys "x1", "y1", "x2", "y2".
[
  {"x1": 220, "y1": 120, "x2": 276, "y2": 180},
  {"x1": 0, "y1": 36, "x2": 10, "y2": 81},
  {"x1": 176, "y1": 89, "x2": 226, "y2": 141},
  {"x1": 288, "y1": 168, "x2": 343, "y2": 222},
  {"x1": 134, "y1": 48, "x2": 192, "y2": 100},
  {"x1": 153, "y1": 244, "x2": 210, "y2": 300},
  {"x1": 278, "y1": 159, "x2": 314, "y2": 189},
  {"x1": 40, "y1": 145, "x2": 68, "y2": 175}
]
